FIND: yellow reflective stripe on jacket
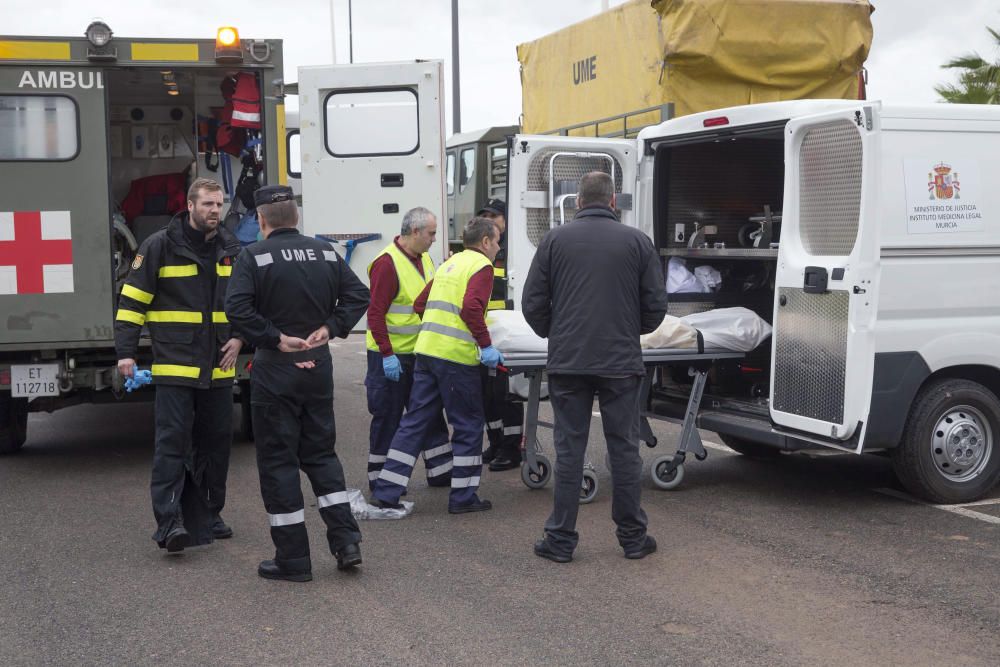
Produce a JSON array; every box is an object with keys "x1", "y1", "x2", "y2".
[
  {"x1": 151, "y1": 364, "x2": 201, "y2": 379},
  {"x1": 488, "y1": 299, "x2": 507, "y2": 311},
  {"x1": 212, "y1": 312, "x2": 228, "y2": 323},
  {"x1": 493, "y1": 267, "x2": 505, "y2": 278},
  {"x1": 365, "y1": 242, "x2": 436, "y2": 354},
  {"x1": 146, "y1": 310, "x2": 203, "y2": 323},
  {"x1": 212, "y1": 367, "x2": 236, "y2": 380},
  {"x1": 158, "y1": 264, "x2": 198, "y2": 278},
  {"x1": 115, "y1": 309, "x2": 146, "y2": 325},
  {"x1": 217, "y1": 264, "x2": 232, "y2": 277},
  {"x1": 121, "y1": 284, "x2": 154, "y2": 304},
  {"x1": 414, "y1": 250, "x2": 491, "y2": 365}
]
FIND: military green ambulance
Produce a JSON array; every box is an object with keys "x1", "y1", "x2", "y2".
[{"x1": 0, "y1": 22, "x2": 289, "y2": 452}]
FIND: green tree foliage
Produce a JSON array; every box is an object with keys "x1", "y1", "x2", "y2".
[{"x1": 935, "y1": 26, "x2": 1000, "y2": 104}]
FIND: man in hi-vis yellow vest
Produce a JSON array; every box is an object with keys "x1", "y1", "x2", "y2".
[
  {"x1": 371, "y1": 217, "x2": 502, "y2": 514},
  {"x1": 364, "y1": 208, "x2": 452, "y2": 491}
]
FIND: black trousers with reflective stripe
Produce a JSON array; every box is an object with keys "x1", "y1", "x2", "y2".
[
  {"x1": 252, "y1": 356, "x2": 361, "y2": 572},
  {"x1": 482, "y1": 367, "x2": 524, "y2": 460},
  {"x1": 151, "y1": 384, "x2": 233, "y2": 546}
]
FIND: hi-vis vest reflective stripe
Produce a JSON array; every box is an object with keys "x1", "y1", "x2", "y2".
[
  {"x1": 365, "y1": 243, "x2": 435, "y2": 355},
  {"x1": 414, "y1": 250, "x2": 491, "y2": 366}
]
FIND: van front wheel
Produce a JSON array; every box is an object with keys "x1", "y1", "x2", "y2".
[{"x1": 892, "y1": 379, "x2": 1000, "y2": 504}]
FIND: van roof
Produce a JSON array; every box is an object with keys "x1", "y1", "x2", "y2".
[{"x1": 638, "y1": 99, "x2": 1000, "y2": 141}]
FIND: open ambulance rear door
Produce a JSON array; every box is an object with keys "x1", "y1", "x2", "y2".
[
  {"x1": 770, "y1": 104, "x2": 882, "y2": 450},
  {"x1": 0, "y1": 65, "x2": 112, "y2": 346},
  {"x1": 505, "y1": 135, "x2": 637, "y2": 308},
  {"x1": 297, "y1": 61, "x2": 446, "y2": 275}
]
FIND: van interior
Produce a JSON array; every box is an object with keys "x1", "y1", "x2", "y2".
[{"x1": 649, "y1": 123, "x2": 786, "y2": 419}]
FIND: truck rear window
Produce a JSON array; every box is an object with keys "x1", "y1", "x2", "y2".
[
  {"x1": 323, "y1": 88, "x2": 418, "y2": 157},
  {"x1": 0, "y1": 95, "x2": 78, "y2": 161}
]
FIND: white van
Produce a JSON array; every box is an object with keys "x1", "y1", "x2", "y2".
[{"x1": 504, "y1": 100, "x2": 1000, "y2": 503}]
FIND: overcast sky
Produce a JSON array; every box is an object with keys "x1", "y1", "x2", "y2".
[{"x1": 2, "y1": 0, "x2": 998, "y2": 133}]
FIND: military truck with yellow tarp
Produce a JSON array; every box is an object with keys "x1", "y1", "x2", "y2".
[{"x1": 516, "y1": 0, "x2": 874, "y2": 136}]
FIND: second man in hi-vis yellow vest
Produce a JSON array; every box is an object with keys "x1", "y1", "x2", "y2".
[
  {"x1": 364, "y1": 208, "x2": 453, "y2": 491},
  {"x1": 371, "y1": 217, "x2": 504, "y2": 514}
]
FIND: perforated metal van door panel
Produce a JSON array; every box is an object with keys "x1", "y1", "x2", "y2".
[
  {"x1": 798, "y1": 120, "x2": 863, "y2": 256},
  {"x1": 772, "y1": 287, "x2": 848, "y2": 425},
  {"x1": 524, "y1": 150, "x2": 623, "y2": 246}
]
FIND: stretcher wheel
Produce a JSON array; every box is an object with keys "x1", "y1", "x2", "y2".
[
  {"x1": 651, "y1": 456, "x2": 685, "y2": 490},
  {"x1": 579, "y1": 469, "x2": 598, "y2": 504},
  {"x1": 694, "y1": 451, "x2": 708, "y2": 462},
  {"x1": 521, "y1": 454, "x2": 551, "y2": 489}
]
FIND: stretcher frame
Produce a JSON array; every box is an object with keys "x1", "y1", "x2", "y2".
[{"x1": 501, "y1": 347, "x2": 744, "y2": 499}]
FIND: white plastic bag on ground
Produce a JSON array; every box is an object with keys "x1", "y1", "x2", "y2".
[
  {"x1": 680, "y1": 307, "x2": 773, "y2": 352},
  {"x1": 488, "y1": 310, "x2": 547, "y2": 353},
  {"x1": 640, "y1": 315, "x2": 699, "y2": 350},
  {"x1": 667, "y1": 257, "x2": 707, "y2": 293},
  {"x1": 348, "y1": 488, "x2": 414, "y2": 520}
]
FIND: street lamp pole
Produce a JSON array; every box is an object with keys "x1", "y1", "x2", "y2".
[
  {"x1": 348, "y1": 0, "x2": 354, "y2": 64},
  {"x1": 451, "y1": 0, "x2": 461, "y2": 133}
]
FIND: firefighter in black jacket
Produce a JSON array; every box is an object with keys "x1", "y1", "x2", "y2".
[
  {"x1": 115, "y1": 178, "x2": 243, "y2": 553},
  {"x1": 225, "y1": 185, "x2": 370, "y2": 583}
]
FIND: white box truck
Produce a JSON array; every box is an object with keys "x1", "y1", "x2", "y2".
[{"x1": 503, "y1": 99, "x2": 1000, "y2": 503}]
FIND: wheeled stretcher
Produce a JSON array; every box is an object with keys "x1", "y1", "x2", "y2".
[{"x1": 500, "y1": 347, "x2": 744, "y2": 502}]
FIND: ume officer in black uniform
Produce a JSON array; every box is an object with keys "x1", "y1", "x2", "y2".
[{"x1": 225, "y1": 185, "x2": 370, "y2": 583}]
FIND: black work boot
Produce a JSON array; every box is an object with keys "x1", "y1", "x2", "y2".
[
  {"x1": 211, "y1": 516, "x2": 234, "y2": 539},
  {"x1": 533, "y1": 538, "x2": 572, "y2": 564},
  {"x1": 335, "y1": 543, "x2": 362, "y2": 570},
  {"x1": 257, "y1": 560, "x2": 312, "y2": 582},
  {"x1": 624, "y1": 535, "x2": 657, "y2": 560},
  {"x1": 164, "y1": 526, "x2": 191, "y2": 554},
  {"x1": 448, "y1": 496, "x2": 493, "y2": 514}
]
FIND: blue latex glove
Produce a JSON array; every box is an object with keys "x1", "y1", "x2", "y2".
[
  {"x1": 124, "y1": 369, "x2": 153, "y2": 393},
  {"x1": 480, "y1": 346, "x2": 504, "y2": 369},
  {"x1": 382, "y1": 354, "x2": 402, "y2": 382}
]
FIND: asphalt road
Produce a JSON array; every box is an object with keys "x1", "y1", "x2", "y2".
[{"x1": 2, "y1": 334, "x2": 999, "y2": 666}]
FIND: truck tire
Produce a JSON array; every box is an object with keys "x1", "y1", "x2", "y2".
[
  {"x1": 0, "y1": 391, "x2": 28, "y2": 455},
  {"x1": 238, "y1": 380, "x2": 254, "y2": 442},
  {"x1": 891, "y1": 378, "x2": 1000, "y2": 504},
  {"x1": 718, "y1": 433, "x2": 781, "y2": 459}
]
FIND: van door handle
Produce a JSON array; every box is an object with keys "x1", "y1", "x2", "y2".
[
  {"x1": 853, "y1": 285, "x2": 867, "y2": 295},
  {"x1": 803, "y1": 266, "x2": 828, "y2": 294}
]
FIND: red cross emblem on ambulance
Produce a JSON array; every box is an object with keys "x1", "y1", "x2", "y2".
[{"x1": 0, "y1": 211, "x2": 74, "y2": 295}]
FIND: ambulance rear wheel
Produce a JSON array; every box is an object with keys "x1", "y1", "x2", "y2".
[
  {"x1": 0, "y1": 391, "x2": 28, "y2": 455},
  {"x1": 651, "y1": 456, "x2": 684, "y2": 490},
  {"x1": 719, "y1": 434, "x2": 782, "y2": 460},
  {"x1": 892, "y1": 378, "x2": 1000, "y2": 504},
  {"x1": 521, "y1": 454, "x2": 551, "y2": 489},
  {"x1": 579, "y1": 469, "x2": 598, "y2": 504}
]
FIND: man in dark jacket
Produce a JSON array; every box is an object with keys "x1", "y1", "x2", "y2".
[
  {"x1": 115, "y1": 178, "x2": 243, "y2": 553},
  {"x1": 225, "y1": 185, "x2": 370, "y2": 582},
  {"x1": 522, "y1": 171, "x2": 668, "y2": 563}
]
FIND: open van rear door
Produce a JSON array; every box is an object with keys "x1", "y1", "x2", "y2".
[
  {"x1": 297, "y1": 61, "x2": 446, "y2": 274},
  {"x1": 770, "y1": 105, "x2": 881, "y2": 449},
  {"x1": 0, "y1": 66, "x2": 111, "y2": 344},
  {"x1": 505, "y1": 135, "x2": 637, "y2": 308}
]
